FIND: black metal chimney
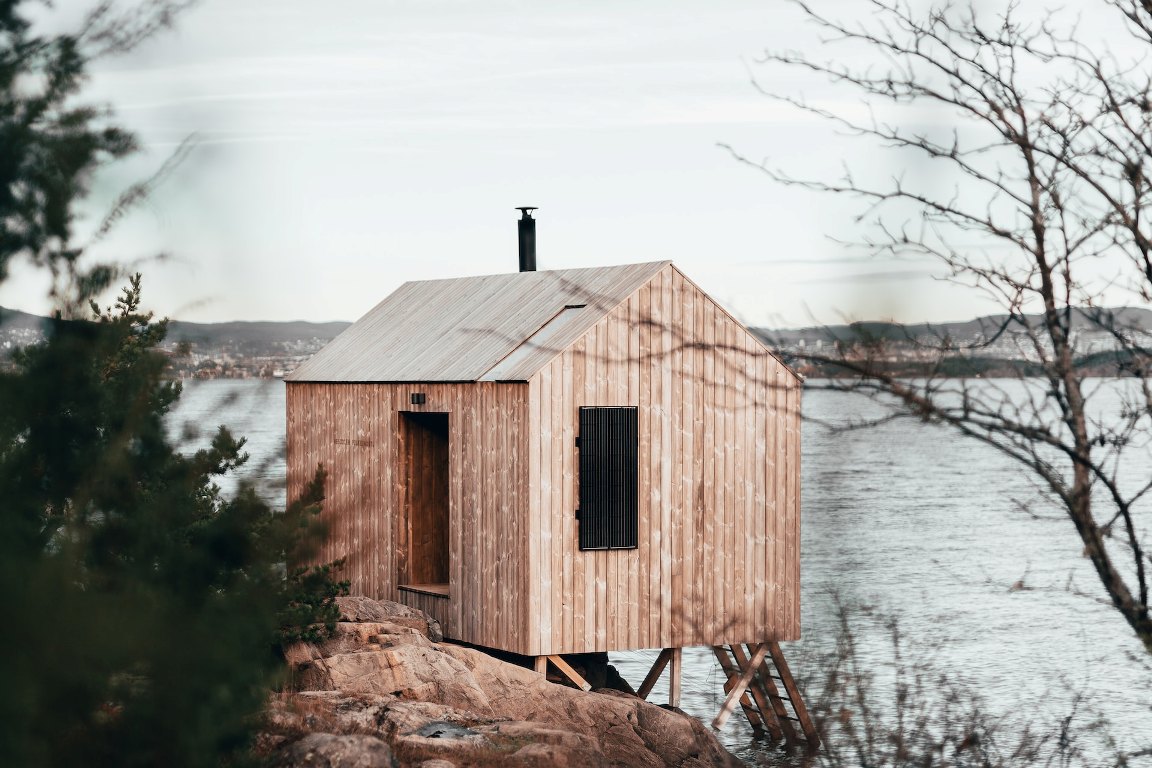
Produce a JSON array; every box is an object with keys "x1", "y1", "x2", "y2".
[{"x1": 516, "y1": 206, "x2": 537, "y2": 272}]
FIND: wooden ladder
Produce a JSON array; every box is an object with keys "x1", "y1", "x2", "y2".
[{"x1": 710, "y1": 641, "x2": 819, "y2": 749}]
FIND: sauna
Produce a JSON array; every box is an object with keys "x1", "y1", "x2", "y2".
[{"x1": 286, "y1": 219, "x2": 815, "y2": 744}]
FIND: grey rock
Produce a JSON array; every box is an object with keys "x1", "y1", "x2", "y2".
[
  {"x1": 274, "y1": 732, "x2": 394, "y2": 768},
  {"x1": 414, "y1": 721, "x2": 482, "y2": 740}
]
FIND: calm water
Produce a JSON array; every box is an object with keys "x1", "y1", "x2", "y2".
[{"x1": 167, "y1": 379, "x2": 1152, "y2": 765}]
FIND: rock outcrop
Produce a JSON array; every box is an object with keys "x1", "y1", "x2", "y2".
[{"x1": 263, "y1": 596, "x2": 741, "y2": 768}]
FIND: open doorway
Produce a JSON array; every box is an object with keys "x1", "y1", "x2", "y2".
[{"x1": 399, "y1": 411, "x2": 449, "y2": 594}]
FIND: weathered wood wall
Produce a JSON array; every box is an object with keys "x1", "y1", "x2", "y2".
[
  {"x1": 286, "y1": 262, "x2": 802, "y2": 658},
  {"x1": 286, "y1": 382, "x2": 532, "y2": 654},
  {"x1": 526, "y1": 263, "x2": 802, "y2": 655}
]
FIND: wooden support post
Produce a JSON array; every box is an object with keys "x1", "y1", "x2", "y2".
[
  {"x1": 712, "y1": 643, "x2": 769, "y2": 729},
  {"x1": 767, "y1": 641, "x2": 820, "y2": 749},
  {"x1": 637, "y1": 648, "x2": 674, "y2": 700},
  {"x1": 668, "y1": 647, "x2": 682, "y2": 708},
  {"x1": 731, "y1": 644, "x2": 784, "y2": 742},
  {"x1": 711, "y1": 646, "x2": 763, "y2": 732},
  {"x1": 751, "y1": 666, "x2": 797, "y2": 746},
  {"x1": 533, "y1": 655, "x2": 548, "y2": 676},
  {"x1": 547, "y1": 655, "x2": 592, "y2": 691}
]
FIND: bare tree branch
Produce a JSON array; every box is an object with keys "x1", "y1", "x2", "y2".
[{"x1": 753, "y1": 0, "x2": 1152, "y2": 653}]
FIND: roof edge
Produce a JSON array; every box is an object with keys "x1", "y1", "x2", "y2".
[
  {"x1": 518, "y1": 262, "x2": 672, "y2": 383},
  {"x1": 668, "y1": 263, "x2": 803, "y2": 384}
]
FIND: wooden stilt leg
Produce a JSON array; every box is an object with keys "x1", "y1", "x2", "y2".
[
  {"x1": 637, "y1": 648, "x2": 674, "y2": 700},
  {"x1": 711, "y1": 646, "x2": 763, "y2": 732},
  {"x1": 767, "y1": 641, "x2": 820, "y2": 749},
  {"x1": 711, "y1": 641, "x2": 819, "y2": 748},
  {"x1": 534, "y1": 655, "x2": 547, "y2": 676},
  {"x1": 732, "y1": 643, "x2": 785, "y2": 742},
  {"x1": 712, "y1": 643, "x2": 769, "y2": 729},
  {"x1": 668, "y1": 647, "x2": 682, "y2": 708},
  {"x1": 548, "y1": 655, "x2": 591, "y2": 691}
]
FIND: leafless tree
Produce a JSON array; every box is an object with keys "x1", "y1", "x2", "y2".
[
  {"x1": 739, "y1": 0, "x2": 1152, "y2": 654},
  {"x1": 785, "y1": 598, "x2": 1135, "y2": 768}
]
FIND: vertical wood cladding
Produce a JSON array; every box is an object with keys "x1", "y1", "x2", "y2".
[
  {"x1": 286, "y1": 382, "x2": 530, "y2": 654},
  {"x1": 527, "y1": 263, "x2": 802, "y2": 655},
  {"x1": 286, "y1": 262, "x2": 802, "y2": 659}
]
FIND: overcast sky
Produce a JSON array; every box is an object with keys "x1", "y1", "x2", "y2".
[{"x1": 1, "y1": 0, "x2": 1128, "y2": 327}]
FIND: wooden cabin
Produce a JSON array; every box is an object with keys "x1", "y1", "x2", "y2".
[{"x1": 286, "y1": 257, "x2": 812, "y2": 741}]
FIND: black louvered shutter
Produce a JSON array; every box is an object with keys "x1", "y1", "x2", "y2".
[{"x1": 577, "y1": 406, "x2": 638, "y2": 550}]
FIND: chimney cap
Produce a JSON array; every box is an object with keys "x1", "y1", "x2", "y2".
[{"x1": 515, "y1": 206, "x2": 538, "y2": 219}]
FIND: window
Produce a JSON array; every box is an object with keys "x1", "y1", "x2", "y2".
[{"x1": 577, "y1": 406, "x2": 638, "y2": 550}]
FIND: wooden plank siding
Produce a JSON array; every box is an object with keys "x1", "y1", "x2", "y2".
[
  {"x1": 286, "y1": 381, "x2": 533, "y2": 654},
  {"x1": 528, "y1": 263, "x2": 802, "y2": 654},
  {"x1": 286, "y1": 262, "x2": 801, "y2": 658}
]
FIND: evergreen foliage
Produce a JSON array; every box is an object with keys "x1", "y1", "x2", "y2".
[
  {"x1": 0, "y1": 3, "x2": 345, "y2": 765},
  {"x1": 0, "y1": 0, "x2": 136, "y2": 284}
]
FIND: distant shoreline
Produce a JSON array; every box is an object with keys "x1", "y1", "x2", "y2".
[{"x1": 6, "y1": 304, "x2": 1149, "y2": 381}]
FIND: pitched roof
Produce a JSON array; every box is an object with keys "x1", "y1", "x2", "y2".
[{"x1": 287, "y1": 261, "x2": 671, "y2": 383}]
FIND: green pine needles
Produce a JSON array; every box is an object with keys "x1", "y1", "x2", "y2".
[{"x1": 0, "y1": 3, "x2": 346, "y2": 765}]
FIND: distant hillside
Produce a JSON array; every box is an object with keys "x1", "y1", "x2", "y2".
[
  {"x1": 0, "y1": 306, "x2": 50, "y2": 333},
  {"x1": 165, "y1": 318, "x2": 352, "y2": 355},
  {"x1": 755, "y1": 307, "x2": 1152, "y2": 346},
  {"x1": 7, "y1": 303, "x2": 1152, "y2": 379},
  {"x1": 1, "y1": 306, "x2": 351, "y2": 358},
  {"x1": 9, "y1": 304, "x2": 1151, "y2": 353},
  {"x1": 754, "y1": 306, "x2": 1152, "y2": 377}
]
